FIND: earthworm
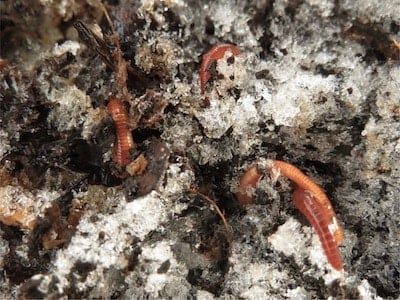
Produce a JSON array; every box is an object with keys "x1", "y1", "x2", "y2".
[
  {"x1": 267, "y1": 159, "x2": 343, "y2": 245},
  {"x1": 199, "y1": 43, "x2": 240, "y2": 96},
  {"x1": 293, "y1": 188, "x2": 343, "y2": 270},
  {"x1": 268, "y1": 160, "x2": 333, "y2": 216},
  {"x1": 236, "y1": 159, "x2": 344, "y2": 270},
  {"x1": 236, "y1": 164, "x2": 262, "y2": 205},
  {"x1": 107, "y1": 97, "x2": 135, "y2": 166}
]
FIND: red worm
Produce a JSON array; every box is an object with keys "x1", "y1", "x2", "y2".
[
  {"x1": 293, "y1": 188, "x2": 343, "y2": 270},
  {"x1": 236, "y1": 165, "x2": 262, "y2": 205},
  {"x1": 268, "y1": 160, "x2": 343, "y2": 245},
  {"x1": 268, "y1": 160, "x2": 332, "y2": 213},
  {"x1": 236, "y1": 159, "x2": 344, "y2": 270},
  {"x1": 107, "y1": 97, "x2": 135, "y2": 166},
  {"x1": 199, "y1": 43, "x2": 240, "y2": 96}
]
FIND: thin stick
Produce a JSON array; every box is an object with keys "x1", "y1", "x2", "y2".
[
  {"x1": 188, "y1": 188, "x2": 232, "y2": 255},
  {"x1": 100, "y1": 2, "x2": 132, "y2": 103}
]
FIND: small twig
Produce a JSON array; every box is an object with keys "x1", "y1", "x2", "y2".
[
  {"x1": 187, "y1": 188, "x2": 232, "y2": 255},
  {"x1": 74, "y1": 21, "x2": 115, "y2": 70},
  {"x1": 100, "y1": 3, "x2": 133, "y2": 103}
]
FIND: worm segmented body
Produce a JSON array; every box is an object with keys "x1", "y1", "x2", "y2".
[
  {"x1": 199, "y1": 44, "x2": 240, "y2": 96},
  {"x1": 267, "y1": 159, "x2": 343, "y2": 245},
  {"x1": 236, "y1": 165, "x2": 262, "y2": 205},
  {"x1": 269, "y1": 160, "x2": 333, "y2": 215},
  {"x1": 236, "y1": 159, "x2": 344, "y2": 270},
  {"x1": 293, "y1": 188, "x2": 343, "y2": 270},
  {"x1": 107, "y1": 97, "x2": 135, "y2": 166}
]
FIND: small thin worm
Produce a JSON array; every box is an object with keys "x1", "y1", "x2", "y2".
[
  {"x1": 107, "y1": 97, "x2": 135, "y2": 166},
  {"x1": 293, "y1": 188, "x2": 343, "y2": 270},
  {"x1": 199, "y1": 43, "x2": 240, "y2": 96}
]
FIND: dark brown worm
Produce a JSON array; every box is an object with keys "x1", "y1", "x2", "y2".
[
  {"x1": 107, "y1": 97, "x2": 135, "y2": 166},
  {"x1": 293, "y1": 188, "x2": 343, "y2": 270}
]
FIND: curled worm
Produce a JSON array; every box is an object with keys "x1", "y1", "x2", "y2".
[
  {"x1": 236, "y1": 159, "x2": 344, "y2": 270},
  {"x1": 236, "y1": 164, "x2": 262, "y2": 205},
  {"x1": 199, "y1": 43, "x2": 240, "y2": 98},
  {"x1": 268, "y1": 160, "x2": 333, "y2": 215},
  {"x1": 267, "y1": 159, "x2": 343, "y2": 245},
  {"x1": 107, "y1": 97, "x2": 135, "y2": 166}
]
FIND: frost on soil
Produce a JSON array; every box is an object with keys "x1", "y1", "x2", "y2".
[{"x1": 0, "y1": 0, "x2": 399, "y2": 299}]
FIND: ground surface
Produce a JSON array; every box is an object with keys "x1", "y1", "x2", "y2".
[{"x1": 0, "y1": 0, "x2": 399, "y2": 299}]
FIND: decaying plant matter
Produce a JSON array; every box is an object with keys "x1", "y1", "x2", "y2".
[{"x1": 1, "y1": 0, "x2": 399, "y2": 299}]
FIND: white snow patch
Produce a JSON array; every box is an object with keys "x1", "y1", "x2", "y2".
[
  {"x1": 195, "y1": 97, "x2": 236, "y2": 138},
  {"x1": 358, "y1": 279, "x2": 384, "y2": 300},
  {"x1": 47, "y1": 85, "x2": 92, "y2": 131},
  {"x1": 160, "y1": 163, "x2": 194, "y2": 199},
  {"x1": 145, "y1": 273, "x2": 168, "y2": 295},
  {"x1": 140, "y1": 242, "x2": 179, "y2": 296},
  {"x1": 268, "y1": 72, "x2": 336, "y2": 127},
  {"x1": 53, "y1": 191, "x2": 168, "y2": 290},
  {"x1": 240, "y1": 285, "x2": 270, "y2": 299},
  {"x1": 196, "y1": 290, "x2": 215, "y2": 300},
  {"x1": 141, "y1": 241, "x2": 174, "y2": 264},
  {"x1": 285, "y1": 287, "x2": 310, "y2": 300},
  {"x1": 52, "y1": 40, "x2": 81, "y2": 56},
  {"x1": 232, "y1": 95, "x2": 259, "y2": 135},
  {"x1": 268, "y1": 217, "x2": 343, "y2": 279},
  {"x1": 268, "y1": 217, "x2": 306, "y2": 257}
]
